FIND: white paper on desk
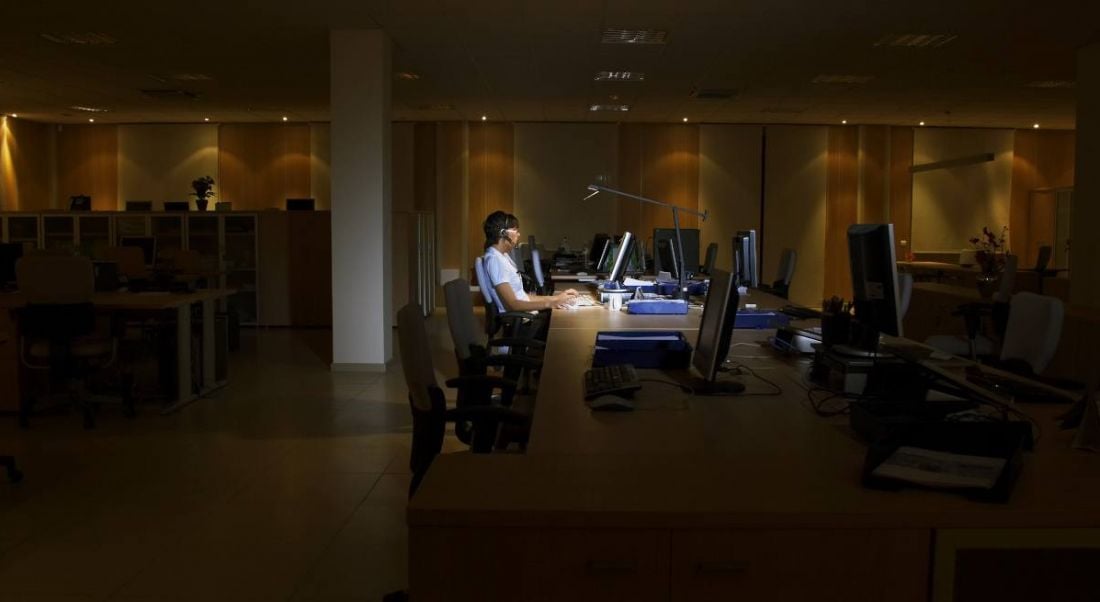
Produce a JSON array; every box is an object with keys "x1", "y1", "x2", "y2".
[
  {"x1": 622, "y1": 276, "x2": 651, "y2": 287},
  {"x1": 872, "y1": 446, "x2": 1005, "y2": 489},
  {"x1": 598, "y1": 334, "x2": 681, "y2": 341}
]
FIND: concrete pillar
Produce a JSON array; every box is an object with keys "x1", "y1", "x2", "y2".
[{"x1": 330, "y1": 30, "x2": 392, "y2": 370}]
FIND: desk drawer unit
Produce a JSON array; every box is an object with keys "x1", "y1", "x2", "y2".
[
  {"x1": 409, "y1": 527, "x2": 669, "y2": 602},
  {"x1": 670, "y1": 529, "x2": 929, "y2": 602}
]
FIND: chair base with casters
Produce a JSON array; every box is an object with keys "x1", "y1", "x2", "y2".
[{"x1": 0, "y1": 455, "x2": 23, "y2": 483}]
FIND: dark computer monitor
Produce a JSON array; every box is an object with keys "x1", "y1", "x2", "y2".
[
  {"x1": 286, "y1": 198, "x2": 315, "y2": 211},
  {"x1": 125, "y1": 200, "x2": 153, "y2": 212},
  {"x1": 655, "y1": 238, "x2": 679, "y2": 279},
  {"x1": 733, "y1": 230, "x2": 759, "y2": 288},
  {"x1": 606, "y1": 231, "x2": 635, "y2": 286},
  {"x1": 848, "y1": 224, "x2": 903, "y2": 343},
  {"x1": 596, "y1": 238, "x2": 616, "y2": 273},
  {"x1": 589, "y1": 233, "x2": 610, "y2": 264},
  {"x1": 164, "y1": 201, "x2": 190, "y2": 212},
  {"x1": 628, "y1": 238, "x2": 646, "y2": 274},
  {"x1": 69, "y1": 195, "x2": 92, "y2": 211},
  {"x1": 0, "y1": 243, "x2": 24, "y2": 288},
  {"x1": 654, "y1": 227, "x2": 700, "y2": 277},
  {"x1": 120, "y1": 236, "x2": 157, "y2": 267},
  {"x1": 692, "y1": 267, "x2": 744, "y2": 394}
]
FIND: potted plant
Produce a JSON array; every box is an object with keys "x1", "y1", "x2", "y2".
[
  {"x1": 969, "y1": 226, "x2": 1008, "y2": 298},
  {"x1": 191, "y1": 176, "x2": 215, "y2": 211}
]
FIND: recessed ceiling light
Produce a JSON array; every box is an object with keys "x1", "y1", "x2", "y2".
[
  {"x1": 874, "y1": 33, "x2": 958, "y2": 48},
  {"x1": 601, "y1": 28, "x2": 668, "y2": 45},
  {"x1": 88, "y1": 118, "x2": 95, "y2": 123},
  {"x1": 204, "y1": 117, "x2": 210, "y2": 122},
  {"x1": 10, "y1": 114, "x2": 17, "y2": 118},
  {"x1": 812, "y1": 74, "x2": 874, "y2": 85},
  {"x1": 41, "y1": 32, "x2": 117, "y2": 46},
  {"x1": 682, "y1": 117, "x2": 688, "y2": 123},
  {"x1": 842, "y1": 119, "x2": 847, "y2": 124},
  {"x1": 1033, "y1": 123, "x2": 1040, "y2": 129},
  {"x1": 919, "y1": 121, "x2": 926, "y2": 126},
  {"x1": 395, "y1": 71, "x2": 420, "y2": 81},
  {"x1": 589, "y1": 104, "x2": 631, "y2": 112},
  {"x1": 594, "y1": 71, "x2": 646, "y2": 82},
  {"x1": 480, "y1": 115, "x2": 487, "y2": 121},
  {"x1": 282, "y1": 116, "x2": 288, "y2": 122},
  {"x1": 70, "y1": 105, "x2": 108, "y2": 113}
]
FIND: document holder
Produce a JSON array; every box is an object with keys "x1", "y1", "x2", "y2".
[{"x1": 593, "y1": 331, "x2": 692, "y2": 369}]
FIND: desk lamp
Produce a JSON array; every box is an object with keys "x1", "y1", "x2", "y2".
[{"x1": 583, "y1": 184, "x2": 707, "y2": 300}]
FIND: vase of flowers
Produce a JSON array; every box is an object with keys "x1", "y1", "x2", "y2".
[
  {"x1": 969, "y1": 226, "x2": 1008, "y2": 299},
  {"x1": 191, "y1": 176, "x2": 215, "y2": 211}
]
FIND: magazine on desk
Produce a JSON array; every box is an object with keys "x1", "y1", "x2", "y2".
[{"x1": 871, "y1": 446, "x2": 1006, "y2": 490}]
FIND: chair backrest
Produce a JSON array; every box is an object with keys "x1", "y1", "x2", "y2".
[
  {"x1": 777, "y1": 249, "x2": 797, "y2": 285},
  {"x1": 98, "y1": 246, "x2": 147, "y2": 279},
  {"x1": 898, "y1": 272, "x2": 914, "y2": 319},
  {"x1": 702, "y1": 242, "x2": 718, "y2": 275},
  {"x1": 530, "y1": 246, "x2": 545, "y2": 288},
  {"x1": 474, "y1": 255, "x2": 505, "y2": 313},
  {"x1": 993, "y1": 254, "x2": 1018, "y2": 302},
  {"x1": 1000, "y1": 292, "x2": 1064, "y2": 374},
  {"x1": 443, "y1": 278, "x2": 481, "y2": 362},
  {"x1": 397, "y1": 303, "x2": 447, "y2": 497},
  {"x1": 15, "y1": 255, "x2": 94, "y2": 305},
  {"x1": 1034, "y1": 245, "x2": 1052, "y2": 273}
]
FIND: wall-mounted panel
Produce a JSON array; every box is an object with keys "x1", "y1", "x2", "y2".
[
  {"x1": 911, "y1": 128, "x2": 1014, "y2": 254},
  {"x1": 58, "y1": 124, "x2": 118, "y2": 211},
  {"x1": 118, "y1": 124, "x2": 218, "y2": 210},
  {"x1": 218, "y1": 123, "x2": 311, "y2": 211},
  {"x1": 467, "y1": 122, "x2": 513, "y2": 267},
  {"x1": 763, "y1": 126, "x2": 828, "y2": 308},
  {"x1": 514, "y1": 123, "x2": 618, "y2": 252},
  {"x1": 698, "y1": 125, "x2": 763, "y2": 273}
]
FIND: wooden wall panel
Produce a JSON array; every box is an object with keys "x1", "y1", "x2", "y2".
[
  {"x1": 218, "y1": 123, "x2": 311, "y2": 211},
  {"x1": 57, "y1": 124, "x2": 117, "y2": 211},
  {"x1": 618, "y1": 124, "x2": 700, "y2": 251},
  {"x1": 889, "y1": 127, "x2": 914, "y2": 260},
  {"x1": 467, "y1": 122, "x2": 513, "y2": 268},
  {"x1": 1, "y1": 117, "x2": 54, "y2": 211},
  {"x1": 436, "y1": 122, "x2": 467, "y2": 287},
  {"x1": 1011, "y1": 130, "x2": 1075, "y2": 266},
  {"x1": 824, "y1": 126, "x2": 859, "y2": 299},
  {"x1": 859, "y1": 125, "x2": 889, "y2": 223}
]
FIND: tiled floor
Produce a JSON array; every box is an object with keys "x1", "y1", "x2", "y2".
[{"x1": 0, "y1": 316, "x2": 461, "y2": 601}]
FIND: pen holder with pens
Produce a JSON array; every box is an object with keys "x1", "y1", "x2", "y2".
[{"x1": 820, "y1": 311, "x2": 851, "y2": 347}]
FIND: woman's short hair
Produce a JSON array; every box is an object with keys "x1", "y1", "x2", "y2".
[{"x1": 483, "y1": 211, "x2": 519, "y2": 248}]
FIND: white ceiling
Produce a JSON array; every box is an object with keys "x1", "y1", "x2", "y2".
[{"x1": 0, "y1": 0, "x2": 1096, "y2": 128}]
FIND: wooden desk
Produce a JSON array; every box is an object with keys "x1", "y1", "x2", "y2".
[
  {"x1": 409, "y1": 289, "x2": 1100, "y2": 601},
  {"x1": 0, "y1": 289, "x2": 233, "y2": 412}
]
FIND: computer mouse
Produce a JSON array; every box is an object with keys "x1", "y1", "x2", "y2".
[
  {"x1": 577, "y1": 272, "x2": 588, "y2": 276},
  {"x1": 587, "y1": 395, "x2": 635, "y2": 412}
]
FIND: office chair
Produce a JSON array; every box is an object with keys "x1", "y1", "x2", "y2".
[
  {"x1": 926, "y1": 255, "x2": 1019, "y2": 360},
  {"x1": 760, "y1": 249, "x2": 797, "y2": 298},
  {"x1": 397, "y1": 303, "x2": 528, "y2": 497},
  {"x1": 1034, "y1": 245, "x2": 1053, "y2": 275},
  {"x1": 700, "y1": 242, "x2": 718, "y2": 276},
  {"x1": 16, "y1": 255, "x2": 132, "y2": 428},
  {"x1": 474, "y1": 256, "x2": 539, "y2": 340}
]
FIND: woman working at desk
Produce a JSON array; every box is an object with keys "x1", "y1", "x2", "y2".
[{"x1": 482, "y1": 211, "x2": 577, "y2": 338}]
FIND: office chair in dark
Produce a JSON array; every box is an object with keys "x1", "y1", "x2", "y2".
[
  {"x1": 474, "y1": 256, "x2": 540, "y2": 340},
  {"x1": 700, "y1": 242, "x2": 718, "y2": 276},
  {"x1": 760, "y1": 248, "x2": 797, "y2": 299},
  {"x1": 1034, "y1": 245, "x2": 1053, "y2": 275},
  {"x1": 16, "y1": 255, "x2": 132, "y2": 429},
  {"x1": 397, "y1": 303, "x2": 528, "y2": 498}
]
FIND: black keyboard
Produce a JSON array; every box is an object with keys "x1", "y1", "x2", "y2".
[
  {"x1": 779, "y1": 305, "x2": 823, "y2": 320},
  {"x1": 584, "y1": 364, "x2": 642, "y2": 400}
]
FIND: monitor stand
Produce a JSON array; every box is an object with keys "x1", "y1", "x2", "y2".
[{"x1": 691, "y1": 378, "x2": 746, "y2": 396}]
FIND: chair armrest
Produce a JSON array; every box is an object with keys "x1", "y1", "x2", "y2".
[
  {"x1": 488, "y1": 337, "x2": 545, "y2": 350},
  {"x1": 499, "y1": 311, "x2": 537, "y2": 323},
  {"x1": 483, "y1": 354, "x2": 542, "y2": 371},
  {"x1": 444, "y1": 375, "x2": 518, "y2": 393}
]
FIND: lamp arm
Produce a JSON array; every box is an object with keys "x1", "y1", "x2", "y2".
[{"x1": 587, "y1": 185, "x2": 708, "y2": 221}]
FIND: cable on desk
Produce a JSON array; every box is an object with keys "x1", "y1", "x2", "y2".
[
  {"x1": 721, "y1": 361, "x2": 783, "y2": 396},
  {"x1": 639, "y1": 378, "x2": 695, "y2": 407}
]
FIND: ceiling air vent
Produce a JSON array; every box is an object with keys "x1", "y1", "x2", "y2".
[
  {"x1": 601, "y1": 28, "x2": 668, "y2": 45},
  {"x1": 41, "y1": 32, "x2": 117, "y2": 46},
  {"x1": 595, "y1": 71, "x2": 646, "y2": 82},
  {"x1": 691, "y1": 87, "x2": 736, "y2": 100},
  {"x1": 139, "y1": 89, "x2": 200, "y2": 100},
  {"x1": 1027, "y1": 80, "x2": 1075, "y2": 89},
  {"x1": 873, "y1": 33, "x2": 957, "y2": 48},
  {"x1": 589, "y1": 104, "x2": 631, "y2": 112}
]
